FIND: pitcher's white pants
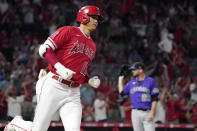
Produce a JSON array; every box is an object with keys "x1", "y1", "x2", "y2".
[{"x1": 132, "y1": 109, "x2": 155, "y2": 131}]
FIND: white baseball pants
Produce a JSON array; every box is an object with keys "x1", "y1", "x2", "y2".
[
  {"x1": 32, "y1": 72, "x2": 82, "y2": 131},
  {"x1": 132, "y1": 109, "x2": 155, "y2": 131}
]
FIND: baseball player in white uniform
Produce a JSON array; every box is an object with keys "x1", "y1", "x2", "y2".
[{"x1": 4, "y1": 5, "x2": 103, "y2": 131}]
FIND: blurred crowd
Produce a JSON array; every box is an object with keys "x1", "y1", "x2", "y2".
[{"x1": 0, "y1": 0, "x2": 197, "y2": 124}]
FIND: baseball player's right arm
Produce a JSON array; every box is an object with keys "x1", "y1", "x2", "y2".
[
  {"x1": 38, "y1": 40, "x2": 75, "y2": 80},
  {"x1": 118, "y1": 76, "x2": 124, "y2": 93}
]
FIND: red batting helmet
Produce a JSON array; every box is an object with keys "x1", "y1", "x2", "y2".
[{"x1": 77, "y1": 5, "x2": 103, "y2": 24}]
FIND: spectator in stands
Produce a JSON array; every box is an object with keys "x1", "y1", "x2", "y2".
[
  {"x1": 0, "y1": 0, "x2": 8, "y2": 15},
  {"x1": 80, "y1": 84, "x2": 96, "y2": 105},
  {"x1": 179, "y1": 97, "x2": 192, "y2": 123},
  {"x1": 190, "y1": 77, "x2": 197, "y2": 102},
  {"x1": 193, "y1": 103, "x2": 197, "y2": 124},
  {"x1": 105, "y1": 80, "x2": 120, "y2": 122},
  {"x1": 179, "y1": 76, "x2": 191, "y2": 98},
  {"x1": 158, "y1": 29, "x2": 174, "y2": 54},
  {"x1": 93, "y1": 92, "x2": 109, "y2": 122},
  {"x1": 0, "y1": 74, "x2": 12, "y2": 93},
  {"x1": 154, "y1": 87, "x2": 167, "y2": 123},
  {"x1": 4, "y1": 85, "x2": 28, "y2": 121},
  {"x1": 173, "y1": 77, "x2": 189, "y2": 99},
  {"x1": 0, "y1": 91, "x2": 7, "y2": 122},
  {"x1": 166, "y1": 90, "x2": 180, "y2": 123},
  {"x1": 21, "y1": 76, "x2": 34, "y2": 121},
  {"x1": 82, "y1": 104, "x2": 94, "y2": 122},
  {"x1": 122, "y1": 97, "x2": 131, "y2": 123},
  {"x1": 96, "y1": 79, "x2": 109, "y2": 95}
]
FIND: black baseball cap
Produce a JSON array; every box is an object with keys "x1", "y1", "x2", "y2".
[{"x1": 129, "y1": 62, "x2": 144, "y2": 70}]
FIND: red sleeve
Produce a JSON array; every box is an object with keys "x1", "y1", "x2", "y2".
[
  {"x1": 44, "y1": 48, "x2": 59, "y2": 66},
  {"x1": 84, "y1": 65, "x2": 91, "y2": 83},
  {"x1": 49, "y1": 26, "x2": 71, "y2": 48}
]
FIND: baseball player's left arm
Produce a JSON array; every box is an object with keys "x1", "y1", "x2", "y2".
[
  {"x1": 84, "y1": 61, "x2": 100, "y2": 89},
  {"x1": 88, "y1": 76, "x2": 100, "y2": 88}
]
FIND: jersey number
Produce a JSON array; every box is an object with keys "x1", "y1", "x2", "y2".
[{"x1": 141, "y1": 94, "x2": 151, "y2": 102}]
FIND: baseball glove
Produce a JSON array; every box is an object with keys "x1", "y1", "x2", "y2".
[{"x1": 119, "y1": 64, "x2": 131, "y2": 77}]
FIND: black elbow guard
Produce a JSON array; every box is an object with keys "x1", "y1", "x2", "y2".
[
  {"x1": 118, "y1": 91, "x2": 128, "y2": 105},
  {"x1": 151, "y1": 94, "x2": 159, "y2": 101},
  {"x1": 120, "y1": 91, "x2": 126, "y2": 97}
]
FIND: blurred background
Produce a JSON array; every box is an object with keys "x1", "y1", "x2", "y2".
[{"x1": 0, "y1": 0, "x2": 197, "y2": 130}]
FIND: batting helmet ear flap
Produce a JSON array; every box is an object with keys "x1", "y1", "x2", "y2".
[{"x1": 80, "y1": 13, "x2": 90, "y2": 24}]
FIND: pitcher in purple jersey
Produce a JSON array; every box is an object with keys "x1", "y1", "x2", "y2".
[{"x1": 118, "y1": 62, "x2": 159, "y2": 131}]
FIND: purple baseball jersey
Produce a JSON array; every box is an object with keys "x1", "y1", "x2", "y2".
[{"x1": 123, "y1": 76, "x2": 159, "y2": 109}]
